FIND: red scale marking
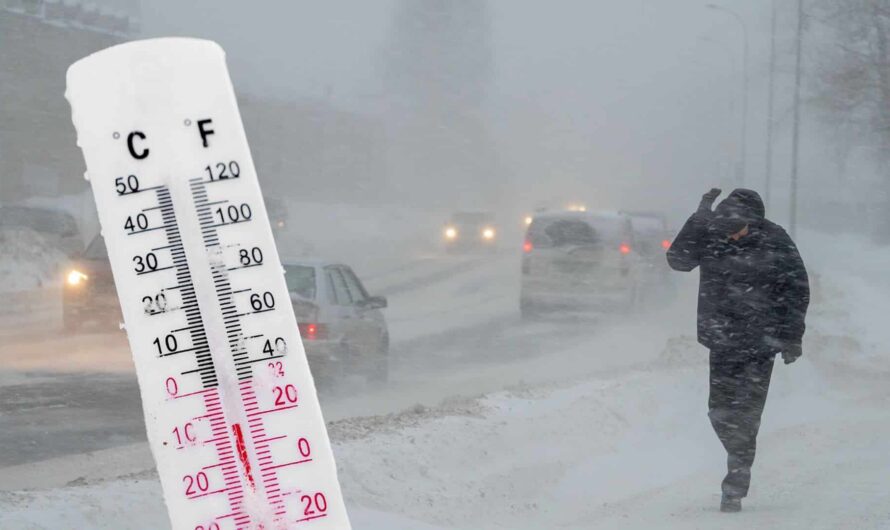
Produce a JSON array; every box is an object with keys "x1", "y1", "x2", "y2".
[
  {"x1": 232, "y1": 423, "x2": 255, "y2": 488},
  {"x1": 296, "y1": 514, "x2": 328, "y2": 524},
  {"x1": 197, "y1": 390, "x2": 250, "y2": 528},
  {"x1": 238, "y1": 382, "x2": 291, "y2": 521}
]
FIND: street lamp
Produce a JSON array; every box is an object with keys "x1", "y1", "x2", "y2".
[{"x1": 706, "y1": 3, "x2": 749, "y2": 187}]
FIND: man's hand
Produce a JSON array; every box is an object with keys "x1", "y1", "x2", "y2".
[
  {"x1": 698, "y1": 188, "x2": 722, "y2": 212},
  {"x1": 782, "y1": 343, "x2": 803, "y2": 365}
]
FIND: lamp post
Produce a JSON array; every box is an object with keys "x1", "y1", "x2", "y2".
[{"x1": 706, "y1": 4, "x2": 749, "y2": 187}]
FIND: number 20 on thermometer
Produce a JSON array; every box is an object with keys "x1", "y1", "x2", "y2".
[{"x1": 66, "y1": 39, "x2": 351, "y2": 529}]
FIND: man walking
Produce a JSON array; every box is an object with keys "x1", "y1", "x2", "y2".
[{"x1": 667, "y1": 188, "x2": 810, "y2": 512}]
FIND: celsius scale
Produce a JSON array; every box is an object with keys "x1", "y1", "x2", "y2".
[{"x1": 66, "y1": 38, "x2": 351, "y2": 530}]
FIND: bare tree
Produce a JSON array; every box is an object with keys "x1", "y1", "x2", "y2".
[{"x1": 813, "y1": 0, "x2": 890, "y2": 237}]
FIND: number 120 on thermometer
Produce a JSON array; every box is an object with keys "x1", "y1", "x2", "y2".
[{"x1": 66, "y1": 38, "x2": 351, "y2": 530}]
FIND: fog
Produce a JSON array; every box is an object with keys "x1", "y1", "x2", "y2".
[
  {"x1": 140, "y1": 0, "x2": 807, "y2": 222},
  {"x1": 1, "y1": 1, "x2": 889, "y2": 529}
]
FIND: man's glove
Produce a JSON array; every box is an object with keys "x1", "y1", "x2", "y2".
[
  {"x1": 698, "y1": 188, "x2": 722, "y2": 213},
  {"x1": 781, "y1": 343, "x2": 803, "y2": 365}
]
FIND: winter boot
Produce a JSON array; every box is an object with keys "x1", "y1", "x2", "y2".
[{"x1": 720, "y1": 494, "x2": 742, "y2": 513}]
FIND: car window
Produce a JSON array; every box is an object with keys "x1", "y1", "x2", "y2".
[
  {"x1": 326, "y1": 267, "x2": 353, "y2": 306},
  {"x1": 544, "y1": 219, "x2": 599, "y2": 247},
  {"x1": 284, "y1": 265, "x2": 316, "y2": 300},
  {"x1": 340, "y1": 267, "x2": 368, "y2": 303}
]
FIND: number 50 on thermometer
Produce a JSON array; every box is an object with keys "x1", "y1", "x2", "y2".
[{"x1": 67, "y1": 38, "x2": 351, "y2": 530}]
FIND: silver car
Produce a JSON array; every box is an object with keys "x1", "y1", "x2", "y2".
[
  {"x1": 519, "y1": 211, "x2": 642, "y2": 318},
  {"x1": 284, "y1": 259, "x2": 390, "y2": 383}
]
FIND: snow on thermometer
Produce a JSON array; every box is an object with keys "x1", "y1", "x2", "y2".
[{"x1": 66, "y1": 38, "x2": 351, "y2": 530}]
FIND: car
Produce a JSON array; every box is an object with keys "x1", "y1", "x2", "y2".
[
  {"x1": 63, "y1": 239, "x2": 390, "y2": 384},
  {"x1": 62, "y1": 234, "x2": 119, "y2": 332},
  {"x1": 442, "y1": 211, "x2": 498, "y2": 252},
  {"x1": 519, "y1": 211, "x2": 642, "y2": 318},
  {"x1": 623, "y1": 211, "x2": 672, "y2": 267},
  {"x1": 284, "y1": 259, "x2": 390, "y2": 383},
  {"x1": 0, "y1": 205, "x2": 83, "y2": 256}
]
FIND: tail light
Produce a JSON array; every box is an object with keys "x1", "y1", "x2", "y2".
[
  {"x1": 619, "y1": 243, "x2": 632, "y2": 255},
  {"x1": 298, "y1": 323, "x2": 328, "y2": 340},
  {"x1": 661, "y1": 239, "x2": 671, "y2": 250},
  {"x1": 523, "y1": 239, "x2": 533, "y2": 253}
]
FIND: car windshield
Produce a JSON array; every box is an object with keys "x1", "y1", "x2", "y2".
[
  {"x1": 284, "y1": 265, "x2": 316, "y2": 300},
  {"x1": 530, "y1": 216, "x2": 624, "y2": 248}
]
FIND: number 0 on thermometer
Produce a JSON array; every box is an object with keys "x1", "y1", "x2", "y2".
[{"x1": 66, "y1": 38, "x2": 351, "y2": 529}]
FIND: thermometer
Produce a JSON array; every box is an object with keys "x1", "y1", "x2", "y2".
[{"x1": 66, "y1": 38, "x2": 350, "y2": 530}]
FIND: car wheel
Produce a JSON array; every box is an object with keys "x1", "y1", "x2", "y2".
[
  {"x1": 367, "y1": 333, "x2": 389, "y2": 384},
  {"x1": 520, "y1": 297, "x2": 539, "y2": 321}
]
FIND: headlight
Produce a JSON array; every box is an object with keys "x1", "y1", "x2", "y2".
[
  {"x1": 482, "y1": 227, "x2": 496, "y2": 240},
  {"x1": 567, "y1": 203, "x2": 587, "y2": 212},
  {"x1": 67, "y1": 270, "x2": 88, "y2": 286},
  {"x1": 444, "y1": 227, "x2": 458, "y2": 240},
  {"x1": 524, "y1": 216, "x2": 533, "y2": 226}
]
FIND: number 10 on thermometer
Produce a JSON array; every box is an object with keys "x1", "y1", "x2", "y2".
[{"x1": 66, "y1": 39, "x2": 351, "y2": 529}]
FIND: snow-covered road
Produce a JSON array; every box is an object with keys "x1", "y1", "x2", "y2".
[
  {"x1": 1, "y1": 232, "x2": 888, "y2": 529},
  {"x1": 3, "y1": 326, "x2": 887, "y2": 529}
]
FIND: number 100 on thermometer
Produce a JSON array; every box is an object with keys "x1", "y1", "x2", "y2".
[{"x1": 66, "y1": 39, "x2": 351, "y2": 530}]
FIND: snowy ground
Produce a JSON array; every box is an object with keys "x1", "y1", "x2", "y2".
[{"x1": 1, "y1": 231, "x2": 888, "y2": 529}]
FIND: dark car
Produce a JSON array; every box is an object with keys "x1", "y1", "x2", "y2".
[
  {"x1": 442, "y1": 211, "x2": 498, "y2": 252},
  {"x1": 520, "y1": 211, "x2": 642, "y2": 318},
  {"x1": 62, "y1": 235, "x2": 119, "y2": 332},
  {"x1": 0, "y1": 205, "x2": 82, "y2": 256},
  {"x1": 284, "y1": 259, "x2": 390, "y2": 383}
]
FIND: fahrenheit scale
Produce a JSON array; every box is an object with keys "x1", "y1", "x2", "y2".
[{"x1": 66, "y1": 39, "x2": 350, "y2": 530}]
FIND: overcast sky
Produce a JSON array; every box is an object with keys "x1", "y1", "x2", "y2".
[{"x1": 141, "y1": 1, "x2": 811, "y2": 221}]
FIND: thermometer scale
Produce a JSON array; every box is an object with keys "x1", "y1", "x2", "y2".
[{"x1": 66, "y1": 39, "x2": 350, "y2": 529}]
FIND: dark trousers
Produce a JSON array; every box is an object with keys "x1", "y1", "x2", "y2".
[{"x1": 708, "y1": 348, "x2": 775, "y2": 498}]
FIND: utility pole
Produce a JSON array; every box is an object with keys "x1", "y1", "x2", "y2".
[
  {"x1": 765, "y1": 0, "x2": 777, "y2": 210},
  {"x1": 790, "y1": 0, "x2": 804, "y2": 237}
]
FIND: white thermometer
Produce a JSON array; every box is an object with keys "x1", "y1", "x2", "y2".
[{"x1": 66, "y1": 38, "x2": 350, "y2": 530}]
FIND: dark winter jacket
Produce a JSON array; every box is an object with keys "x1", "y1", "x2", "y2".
[{"x1": 667, "y1": 189, "x2": 810, "y2": 355}]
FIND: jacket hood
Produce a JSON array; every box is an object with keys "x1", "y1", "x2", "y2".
[{"x1": 712, "y1": 188, "x2": 765, "y2": 234}]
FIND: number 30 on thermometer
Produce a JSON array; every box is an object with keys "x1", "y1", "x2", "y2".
[{"x1": 67, "y1": 38, "x2": 351, "y2": 529}]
